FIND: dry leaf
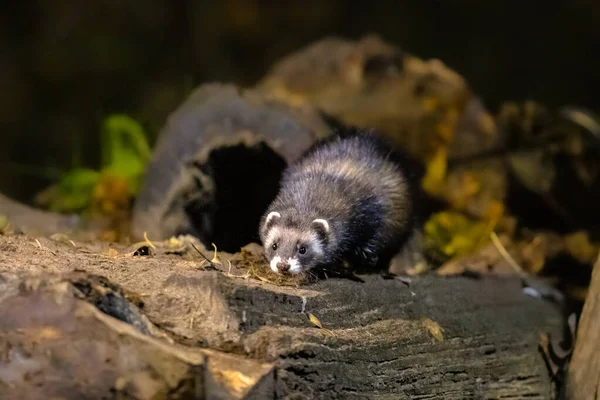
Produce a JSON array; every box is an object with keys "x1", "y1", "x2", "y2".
[
  {"x1": 447, "y1": 171, "x2": 481, "y2": 210},
  {"x1": 307, "y1": 312, "x2": 324, "y2": 329},
  {"x1": 406, "y1": 261, "x2": 429, "y2": 276},
  {"x1": 508, "y1": 150, "x2": 555, "y2": 194},
  {"x1": 421, "y1": 147, "x2": 448, "y2": 196},
  {"x1": 421, "y1": 317, "x2": 444, "y2": 342},
  {"x1": 106, "y1": 248, "x2": 120, "y2": 257},
  {"x1": 520, "y1": 236, "x2": 547, "y2": 274},
  {"x1": 564, "y1": 231, "x2": 599, "y2": 264}
]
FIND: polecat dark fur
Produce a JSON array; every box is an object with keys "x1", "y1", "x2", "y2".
[{"x1": 258, "y1": 129, "x2": 416, "y2": 275}]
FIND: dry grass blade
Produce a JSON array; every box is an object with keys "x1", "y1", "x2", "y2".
[
  {"x1": 210, "y1": 243, "x2": 221, "y2": 264},
  {"x1": 252, "y1": 272, "x2": 275, "y2": 283},
  {"x1": 143, "y1": 232, "x2": 156, "y2": 249},
  {"x1": 490, "y1": 231, "x2": 524, "y2": 276}
]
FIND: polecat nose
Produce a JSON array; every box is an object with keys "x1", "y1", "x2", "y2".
[{"x1": 277, "y1": 261, "x2": 290, "y2": 272}]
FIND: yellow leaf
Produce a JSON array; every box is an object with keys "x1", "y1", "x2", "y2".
[
  {"x1": 423, "y1": 211, "x2": 491, "y2": 260},
  {"x1": 106, "y1": 248, "x2": 120, "y2": 258},
  {"x1": 436, "y1": 107, "x2": 459, "y2": 143},
  {"x1": 565, "y1": 231, "x2": 599, "y2": 264},
  {"x1": 307, "y1": 312, "x2": 324, "y2": 329},
  {"x1": 422, "y1": 97, "x2": 439, "y2": 112},
  {"x1": 421, "y1": 147, "x2": 448, "y2": 196}
]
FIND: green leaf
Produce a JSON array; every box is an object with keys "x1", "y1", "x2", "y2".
[
  {"x1": 100, "y1": 114, "x2": 152, "y2": 195},
  {"x1": 35, "y1": 113, "x2": 152, "y2": 214},
  {"x1": 47, "y1": 168, "x2": 100, "y2": 213}
]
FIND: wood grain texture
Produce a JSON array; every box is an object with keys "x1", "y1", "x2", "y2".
[
  {"x1": 568, "y1": 253, "x2": 600, "y2": 400},
  {"x1": 0, "y1": 235, "x2": 561, "y2": 399}
]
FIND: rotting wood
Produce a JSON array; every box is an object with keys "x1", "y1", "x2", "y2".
[
  {"x1": 0, "y1": 234, "x2": 563, "y2": 399},
  {"x1": 255, "y1": 34, "x2": 500, "y2": 162},
  {"x1": 0, "y1": 270, "x2": 274, "y2": 400},
  {"x1": 130, "y1": 83, "x2": 329, "y2": 250}
]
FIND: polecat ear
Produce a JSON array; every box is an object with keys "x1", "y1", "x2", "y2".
[
  {"x1": 264, "y1": 211, "x2": 281, "y2": 228},
  {"x1": 311, "y1": 219, "x2": 330, "y2": 244}
]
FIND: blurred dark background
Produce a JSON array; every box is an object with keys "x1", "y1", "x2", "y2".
[{"x1": 1, "y1": 0, "x2": 599, "y2": 204}]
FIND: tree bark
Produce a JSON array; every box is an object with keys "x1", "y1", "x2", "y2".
[{"x1": 567, "y1": 253, "x2": 600, "y2": 400}]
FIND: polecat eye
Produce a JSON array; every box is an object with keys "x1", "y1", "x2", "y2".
[
  {"x1": 298, "y1": 246, "x2": 306, "y2": 255},
  {"x1": 271, "y1": 243, "x2": 278, "y2": 251}
]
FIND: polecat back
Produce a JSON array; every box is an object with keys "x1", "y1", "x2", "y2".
[{"x1": 259, "y1": 130, "x2": 415, "y2": 275}]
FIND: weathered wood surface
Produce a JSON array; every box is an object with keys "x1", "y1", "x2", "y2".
[
  {"x1": 567, "y1": 253, "x2": 600, "y2": 399},
  {"x1": 0, "y1": 270, "x2": 274, "y2": 400},
  {"x1": 0, "y1": 234, "x2": 562, "y2": 399}
]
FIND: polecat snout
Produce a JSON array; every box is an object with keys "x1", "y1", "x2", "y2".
[{"x1": 259, "y1": 130, "x2": 415, "y2": 275}]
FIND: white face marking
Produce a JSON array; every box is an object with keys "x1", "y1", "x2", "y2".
[
  {"x1": 270, "y1": 255, "x2": 281, "y2": 273},
  {"x1": 287, "y1": 257, "x2": 301, "y2": 274},
  {"x1": 312, "y1": 218, "x2": 329, "y2": 233},
  {"x1": 264, "y1": 226, "x2": 327, "y2": 274},
  {"x1": 264, "y1": 226, "x2": 281, "y2": 251}
]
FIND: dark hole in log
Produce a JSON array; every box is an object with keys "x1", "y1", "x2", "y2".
[
  {"x1": 187, "y1": 141, "x2": 287, "y2": 253},
  {"x1": 363, "y1": 53, "x2": 404, "y2": 77}
]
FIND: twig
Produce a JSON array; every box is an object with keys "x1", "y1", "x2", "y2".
[{"x1": 490, "y1": 231, "x2": 525, "y2": 276}]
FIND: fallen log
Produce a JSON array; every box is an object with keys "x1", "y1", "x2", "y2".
[
  {"x1": 255, "y1": 34, "x2": 500, "y2": 162},
  {"x1": 0, "y1": 234, "x2": 562, "y2": 399},
  {"x1": 130, "y1": 83, "x2": 329, "y2": 251},
  {"x1": 0, "y1": 270, "x2": 274, "y2": 400},
  {"x1": 254, "y1": 34, "x2": 508, "y2": 220},
  {"x1": 0, "y1": 193, "x2": 80, "y2": 236},
  {"x1": 132, "y1": 36, "x2": 507, "y2": 261}
]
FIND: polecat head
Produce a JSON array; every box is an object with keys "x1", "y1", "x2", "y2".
[{"x1": 259, "y1": 211, "x2": 330, "y2": 274}]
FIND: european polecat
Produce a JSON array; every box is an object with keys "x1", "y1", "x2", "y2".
[{"x1": 258, "y1": 129, "x2": 415, "y2": 275}]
